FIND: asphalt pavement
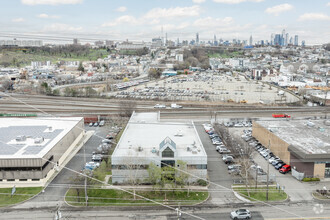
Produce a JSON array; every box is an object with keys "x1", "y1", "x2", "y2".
[
  {"x1": 195, "y1": 122, "x2": 242, "y2": 205},
  {"x1": 14, "y1": 124, "x2": 109, "y2": 208}
]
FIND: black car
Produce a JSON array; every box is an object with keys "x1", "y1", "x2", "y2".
[{"x1": 272, "y1": 160, "x2": 283, "y2": 166}]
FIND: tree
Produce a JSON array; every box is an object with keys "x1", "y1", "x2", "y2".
[
  {"x1": 78, "y1": 62, "x2": 85, "y2": 72},
  {"x1": 175, "y1": 160, "x2": 189, "y2": 187},
  {"x1": 148, "y1": 68, "x2": 162, "y2": 79},
  {"x1": 147, "y1": 163, "x2": 162, "y2": 185},
  {"x1": 119, "y1": 100, "x2": 137, "y2": 117}
]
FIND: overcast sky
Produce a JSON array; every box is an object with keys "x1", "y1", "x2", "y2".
[{"x1": 1, "y1": 0, "x2": 330, "y2": 45}]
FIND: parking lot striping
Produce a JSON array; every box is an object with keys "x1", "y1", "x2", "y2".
[{"x1": 0, "y1": 92, "x2": 304, "y2": 219}]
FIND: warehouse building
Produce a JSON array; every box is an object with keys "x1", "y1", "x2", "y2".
[
  {"x1": 252, "y1": 119, "x2": 330, "y2": 179},
  {"x1": 0, "y1": 117, "x2": 84, "y2": 187},
  {"x1": 111, "y1": 112, "x2": 207, "y2": 184}
]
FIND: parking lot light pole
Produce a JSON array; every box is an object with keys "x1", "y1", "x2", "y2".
[{"x1": 266, "y1": 140, "x2": 270, "y2": 201}]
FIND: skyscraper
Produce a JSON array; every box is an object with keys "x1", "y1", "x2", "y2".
[
  {"x1": 274, "y1": 34, "x2": 281, "y2": 46},
  {"x1": 289, "y1": 37, "x2": 293, "y2": 45},
  {"x1": 249, "y1": 35, "x2": 253, "y2": 46},
  {"x1": 271, "y1": 33, "x2": 274, "y2": 45},
  {"x1": 196, "y1": 33, "x2": 199, "y2": 45},
  {"x1": 294, "y1": 35, "x2": 298, "y2": 46},
  {"x1": 285, "y1": 33, "x2": 289, "y2": 46}
]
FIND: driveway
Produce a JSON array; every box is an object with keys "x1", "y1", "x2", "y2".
[{"x1": 195, "y1": 123, "x2": 241, "y2": 205}]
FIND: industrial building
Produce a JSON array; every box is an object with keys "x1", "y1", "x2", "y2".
[
  {"x1": 0, "y1": 117, "x2": 84, "y2": 187},
  {"x1": 252, "y1": 119, "x2": 330, "y2": 179},
  {"x1": 111, "y1": 112, "x2": 207, "y2": 184}
]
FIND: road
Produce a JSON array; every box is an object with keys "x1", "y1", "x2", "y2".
[{"x1": 2, "y1": 202, "x2": 330, "y2": 219}]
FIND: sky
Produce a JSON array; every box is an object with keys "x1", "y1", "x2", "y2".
[{"x1": 1, "y1": 0, "x2": 330, "y2": 45}]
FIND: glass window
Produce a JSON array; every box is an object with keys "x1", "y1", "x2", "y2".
[{"x1": 162, "y1": 147, "x2": 174, "y2": 158}]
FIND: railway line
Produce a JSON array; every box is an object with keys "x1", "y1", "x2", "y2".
[{"x1": 0, "y1": 93, "x2": 328, "y2": 117}]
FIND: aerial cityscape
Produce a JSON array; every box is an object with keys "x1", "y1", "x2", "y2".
[{"x1": 0, "y1": 0, "x2": 329, "y2": 219}]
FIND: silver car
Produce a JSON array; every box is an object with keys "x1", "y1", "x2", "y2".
[{"x1": 230, "y1": 209, "x2": 251, "y2": 219}]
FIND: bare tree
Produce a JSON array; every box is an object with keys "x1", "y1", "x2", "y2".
[{"x1": 119, "y1": 100, "x2": 137, "y2": 117}]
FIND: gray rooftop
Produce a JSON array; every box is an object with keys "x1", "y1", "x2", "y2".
[
  {"x1": 0, "y1": 117, "x2": 83, "y2": 158},
  {"x1": 257, "y1": 119, "x2": 330, "y2": 155}
]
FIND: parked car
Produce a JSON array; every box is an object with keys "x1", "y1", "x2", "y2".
[
  {"x1": 272, "y1": 160, "x2": 283, "y2": 166},
  {"x1": 279, "y1": 165, "x2": 291, "y2": 174},
  {"x1": 228, "y1": 164, "x2": 241, "y2": 170},
  {"x1": 219, "y1": 148, "x2": 231, "y2": 154},
  {"x1": 230, "y1": 209, "x2": 251, "y2": 219},
  {"x1": 99, "y1": 120, "x2": 105, "y2": 126},
  {"x1": 228, "y1": 168, "x2": 241, "y2": 175},
  {"x1": 93, "y1": 122, "x2": 99, "y2": 127},
  {"x1": 216, "y1": 145, "x2": 225, "y2": 151},
  {"x1": 88, "y1": 122, "x2": 94, "y2": 127},
  {"x1": 275, "y1": 163, "x2": 286, "y2": 170},
  {"x1": 222, "y1": 154, "x2": 235, "y2": 161},
  {"x1": 224, "y1": 156, "x2": 234, "y2": 164}
]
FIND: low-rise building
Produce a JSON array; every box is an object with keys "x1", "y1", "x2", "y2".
[
  {"x1": 111, "y1": 112, "x2": 207, "y2": 184},
  {"x1": 252, "y1": 119, "x2": 330, "y2": 179},
  {"x1": 0, "y1": 117, "x2": 84, "y2": 187}
]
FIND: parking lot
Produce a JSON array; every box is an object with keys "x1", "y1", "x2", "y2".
[
  {"x1": 228, "y1": 125, "x2": 318, "y2": 202},
  {"x1": 112, "y1": 73, "x2": 299, "y2": 104},
  {"x1": 195, "y1": 122, "x2": 241, "y2": 205}
]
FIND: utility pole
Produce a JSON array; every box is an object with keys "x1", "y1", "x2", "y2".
[
  {"x1": 83, "y1": 142, "x2": 88, "y2": 206},
  {"x1": 266, "y1": 140, "x2": 270, "y2": 201}
]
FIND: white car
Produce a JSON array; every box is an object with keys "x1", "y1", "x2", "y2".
[{"x1": 154, "y1": 104, "x2": 166, "y2": 109}]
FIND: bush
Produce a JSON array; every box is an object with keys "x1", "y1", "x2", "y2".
[
  {"x1": 302, "y1": 177, "x2": 320, "y2": 182},
  {"x1": 197, "y1": 179, "x2": 208, "y2": 186}
]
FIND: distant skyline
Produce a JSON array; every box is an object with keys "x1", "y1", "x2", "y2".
[{"x1": 1, "y1": 0, "x2": 330, "y2": 45}]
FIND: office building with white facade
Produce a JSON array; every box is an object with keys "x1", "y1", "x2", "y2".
[{"x1": 111, "y1": 112, "x2": 207, "y2": 184}]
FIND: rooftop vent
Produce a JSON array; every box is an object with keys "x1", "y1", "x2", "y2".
[
  {"x1": 48, "y1": 126, "x2": 52, "y2": 131},
  {"x1": 151, "y1": 147, "x2": 157, "y2": 153},
  {"x1": 16, "y1": 135, "x2": 26, "y2": 142},
  {"x1": 137, "y1": 146, "x2": 143, "y2": 152},
  {"x1": 192, "y1": 149, "x2": 198, "y2": 154},
  {"x1": 34, "y1": 137, "x2": 44, "y2": 144}
]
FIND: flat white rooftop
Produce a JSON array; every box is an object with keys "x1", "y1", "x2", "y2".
[
  {"x1": 0, "y1": 117, "x2": 83, "y2": 159},
  {"x1": 257, "y1": 119, "x2": 330, "y2": 154},
  {"x1": 112, "y1": 112, "x2": 206, "y2": 158}
]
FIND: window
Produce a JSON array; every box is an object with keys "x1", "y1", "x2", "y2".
[
  {"x1": 187, "y1": 164, "x2": 207, "y2": 169},
  {"x1": 162, "y1": 147, "x2": 174, "y2": 158}
]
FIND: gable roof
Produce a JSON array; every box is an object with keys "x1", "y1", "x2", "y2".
[{"x1": 159, "y1": 136, "x2": 176, "y2": 151}]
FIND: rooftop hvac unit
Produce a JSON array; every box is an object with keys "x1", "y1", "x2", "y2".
[
  {"x1": 192, "y1": 149, "x2": 198, "y2": 154},
  {"x1": 137, "y1": 146, "x2": 143, "y2": 152},
  {"x1": 34, "y1": 137, "x2": 44, "y2": 144},
  {"x1": 48, "y1": 126, "x2": 53, "y2": 131},
  {"x1": 16, "y1": 135, "x2": 26, "y2": 142},
  {"x1": 151, "y1": 147, "x2": 157, "y2": 153}
]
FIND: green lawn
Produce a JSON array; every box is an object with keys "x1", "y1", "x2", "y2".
[
  {"x1": 0, "y1": 187, "x2": 42, "y2": 207},
  {"x1": 233, "y1": 187, "x2": 287, "y2": 202},
  {"x1": 66, "y1": 188, "x2": 208, "y2": 206}
]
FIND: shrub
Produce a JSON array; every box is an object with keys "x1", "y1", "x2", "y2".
[
  {"x1": 197, "y1": 179, "x2": 208, "y2": 186},
  {"x1": 302, "y1": 177, "x2": 320, "y2": 182}
]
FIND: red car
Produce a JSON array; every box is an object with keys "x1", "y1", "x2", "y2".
[
  {"x1": 272, "y1": 113, "x2": 291, "y2": 118},
  {"x1": 279, "y1": 165, "x2": 291, "y2": 174}
]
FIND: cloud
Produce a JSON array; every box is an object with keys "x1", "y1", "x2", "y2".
[
  {"x1": 116, "y1": 6, "x2": 127, "y2": 12},
  {"x1": 265, "y1": 4, "x2": 293, "y2": 16},
  {"x1": 37, "y1": 13, "x2": 60, "y2": 19},
  {"x1": 327, "y1": 2, "x2": 330, "y2": 6},
  {"x1": 102, "y1": 15, "x2": 138, "y2": 27},
  {"x1": 298, "y1": 13, "x2": 330, "y2": 21},
  {"x1": 192, "y1": 0, "x2": 206, "y2": 3},
  {"x1": 153, "y1": 22, "x2": 190, "y2": 32},
  {"x1": 12, "y1": 18, "x2": 25, "y2": 22},
  {"x1": 143, "y1": 5, "x2": 201, "y2": 19},
  {"x1": 21, "y1": 0, "x2": 83, "y2": 6},
  {"x1": 213, "y1": 0, "x2": 263, "y2": 4},
  {"x1": 43, "y1": 23, "x2": 82, "y2": 32},
  {"x1": 193, "y1": 16, "x2": 234, "y2": 28}
]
